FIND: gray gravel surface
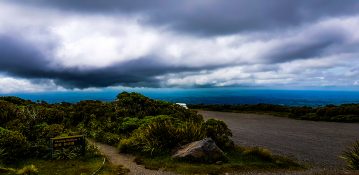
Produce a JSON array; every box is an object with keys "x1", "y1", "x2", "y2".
[{"x1": 198, "y1": 110, "x2": 359, "y2": 168}]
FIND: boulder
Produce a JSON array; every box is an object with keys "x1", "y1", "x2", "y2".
[{"x1": 172, "y1": 138, "x2": 227, "y2": 163}]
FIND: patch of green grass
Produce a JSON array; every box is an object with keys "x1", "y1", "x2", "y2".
[
  {"x1": 134, "y1": 146, "x2": 303, "y2": 174},
  {"x1": 0, "y1": 157, "x2": 125, "y2": 175}
]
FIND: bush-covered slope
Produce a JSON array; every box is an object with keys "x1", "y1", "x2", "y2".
[{"x1": 0, "y1": 92, "x2": 233, "y2": 162}]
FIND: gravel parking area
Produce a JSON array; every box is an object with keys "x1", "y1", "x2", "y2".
[{"x1": 198, "y1": 110, "x2": 359, "y2": 168}]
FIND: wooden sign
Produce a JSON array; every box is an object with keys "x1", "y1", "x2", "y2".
[{"x1": 50, "y1": 135, "x2": 86, "y2": 157}]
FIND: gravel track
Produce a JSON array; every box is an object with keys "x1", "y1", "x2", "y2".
[{"x1": 198, "y1": 110, "x2": 359, "y2": 168}]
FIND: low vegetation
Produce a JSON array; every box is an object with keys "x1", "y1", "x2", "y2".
[
  {"x1": 0, "y1": 157, "x2": 126, "y2": 175},
  {"x1": 341, "y1": 140, "x2": 359, "y2": 170},
  {"x1": 0, "y1": 92, "x2": 304, "y2": 174},
  {"x1": 134, "y1": 146, "x2": 301, "y2": 174},
  {"x1": 118, "y1": 118, "x2": 234, "y2": 156},
  {"x1": 190, "y1": 103, "x2": 359, "y2": 122}
]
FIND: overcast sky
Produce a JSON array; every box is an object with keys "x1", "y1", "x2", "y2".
[{"x1": 0, "y1": 0, "x2": 359, "y2": 93}]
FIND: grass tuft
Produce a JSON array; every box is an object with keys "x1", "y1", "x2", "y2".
[
  {"x1": 16, "y1": 164, "x2": 38, "y2": 175},
  {"x1": 341, "y1": 140, "x2": 359, "y2": 170}
]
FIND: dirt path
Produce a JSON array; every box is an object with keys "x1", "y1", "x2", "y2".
[
  {"x1": 198, "y1": 110, "x2": 359, "y2": 168},
  {"x1": 91, "y1": 141, "x2": 176, "y2": 175}
]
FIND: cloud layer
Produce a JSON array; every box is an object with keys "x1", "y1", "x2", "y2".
[{"x1": 0, "y1": 1, "x2": 359, "y2": 93}]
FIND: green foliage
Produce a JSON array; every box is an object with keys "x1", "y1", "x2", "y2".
[
  {"x1": 119, "y1": 118, "x2": 207, "y2": 156},
  {"x1": 16, "y1": 165, "x2": 39, "y2": 175},
  {"x1": 0, "y1": 96, "x2": 33, "y2": 105},
  {"x1": 176, "y1": 121, "x2": 205, "y2": 144},
  {"x1": 53, "y1": 147, "x2": 81, "y2": 160},
  {"x1": 41, "y1": 124, "x2": 64, "y2": 138},
  {"x1": 0, "y1": 92, "x2": 236, "y2": 162},
  {"x1": 241, "y1": 147, "x2": 273, "y2": 161},
  {"x1": 115, "y1": 92, "x2": 203, "y2": 122},
  {"x1": 141, "y1": 115, "x2": 174, "y2": 124},
  {"x1": 85, "y1": 142, "x2": 102, "y2": 158},
  {"x1": 116, "y1": 92, "x2": 161, "y2": 117},
  {"x1": 41, "y1": 108, "x2": 66, "y2": 124},
  {"x1": 119, "y1": 117, "x2": 142, "y2": 133},
  {"x1": 119, "y1": 119, "x2": 179, "y2": 155},
  {"x1": 0, "y1": 127, "x2": 29, "y2": 162},
  {"x1": 203, "y1": 119, "x2": 234, "y2": 150},
  {"x1": 0, "y1": 101, "x2": 17, "y2": 126},
  {"x1": 4, "y1": 158, "x2": 108, "y2": 175},
  {"x1": 118, "y1": 115, "x2": 175, "y2": 134},
  {"x1": 97, "y1": 132, "x2": 122, "y2": 146},
  {"x1": 341, "y1": 140, "x2": 359, "y2": 170}
]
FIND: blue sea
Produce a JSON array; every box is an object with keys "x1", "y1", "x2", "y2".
[{"x1": 2, "y1": 88, "x2": 359, "y2": 106}]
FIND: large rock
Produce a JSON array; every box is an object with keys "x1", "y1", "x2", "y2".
[{"x1": 172, "y1": 138, "x2": 228, "y2": 163}]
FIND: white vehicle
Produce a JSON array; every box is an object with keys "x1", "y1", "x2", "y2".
[{"x1": 176, "y1": 103, "x2": 188, "y2": 109}]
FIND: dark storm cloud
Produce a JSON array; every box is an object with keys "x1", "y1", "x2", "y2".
[
  {"x1": 0, "y1": 36, "x2": 51, "y2": 77},
  {"x1": 0, "y1": 35, "x2": 210, "y2": 88},
  {"x1": 267, "y1": 28, "x2": 350, "y2": 63},
  {"x1": 51, "y1": 58, "x2": 197, "y2": 88},
  {"x1": 5, "y1": 0, "x2": 359, "y2": 35}
]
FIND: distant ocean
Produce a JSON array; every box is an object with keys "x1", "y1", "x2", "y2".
[{"x1": 2, "y1": 88, "x2": 359, "y2": 106}]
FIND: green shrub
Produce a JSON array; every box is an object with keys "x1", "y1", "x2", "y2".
[
  {"x1": 141, "y1": 115, "x2": 174, "y2": 124},
  {"x1": 16, "y1": 165, "x2": 38, "y2": 175},
  {"x1": 115, "y1": 92, "x2": 161, "y2": 118},
  {"x1": 141, "y1": 119, "x2": 179, "y2": 154},
  {"x1": 41, "y1": 108, "x2": 66, "y2": 124},
  {"x1": 0, "y1": 101, "x2": 17, "y2": 126},
  {"x1": 98, "y1": 132, "x2": 122, "y2": 146},
  {"x1": 119, "y1": 117, "x2": 142, "y2": 133},
  {"x1": 242, "y1": 147, "x2": 273, "y2": 161},
  {"x1": 118, "y1": 137, "x2": 139, "y2": 154},
  {"x1": 53, "y1": 147, "x2": 81, "y2": 160},
  {"x1": 341, "y1": 140, "x2": 359, "y2": 170},
  {"x1": 41, "y1": 124, "x2": 64, "y2": 138},
  {"x1": 119, "y1": 119, "x2": 180, "y2": 155},
  {"x1": 119, "y1": 118, "x2": 207, "y2": 156},
  {"x1": 120, "y1": 115, "x2": 177, "y2": 132},
  {"x1": 0, "y1": 127, "x2": 29, "y2": 162},
  {"x1": 85, "y1": 141, "x2": 102, "y2": 158},
  {"x1": 176, "y1": 121, "x2": 205, "y2": 144},
  {"x1": 203, "y1": 119, "x2": 234, "y2": 150},
  {"x1": 119, "y1": 117, "x2": 236, "y2": 156}
]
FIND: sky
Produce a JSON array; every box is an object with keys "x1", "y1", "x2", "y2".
[{"x1": 0, "y1": 0, "x2": 359, "y2": 93}]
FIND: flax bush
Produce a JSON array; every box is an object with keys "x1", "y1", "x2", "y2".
[
  {"x1": 341, "y1": 140, "x2": 359, "y2": 170},
  {"x1": 119, "y1": 118, "x2": 207, "y2": 156}
]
